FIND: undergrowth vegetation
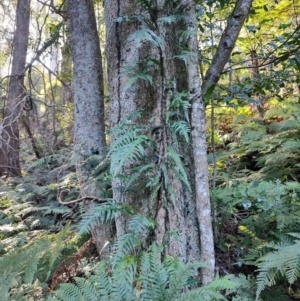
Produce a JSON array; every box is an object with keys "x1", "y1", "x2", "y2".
[{"x1": 1, "y1": 99, "x2": 300, "y2": 300}]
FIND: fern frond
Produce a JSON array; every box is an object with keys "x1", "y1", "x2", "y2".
[
  {"x1": 109, "y1": 128, "x2": 150, "y2": 176},
  {"x1": 166, "y1": 146, "x2": 191, "y2": 191},
  {"x1": 170, "y1": 120, "x2": 191, "y2": 143},
  {"x1": 78, "y1": 201, "x2": 124, "y2": 236},
  {"x1": 110, "y1": 259, "x2": 137, "y2": 301},
  {"x1": 74, "y1": 277, "x2": 101, "y2": 301},
  {"x1": 55, "y1": 282, "x2": 84, "y2": 301},
  {"x1": 112, "y1": 233, "x2": 140, "y2": 266},
  {"x1": 128, "y1": 214, "x2": 155, "y2": 235},
  {"x1": 93, "y1": 261, "x2": 111, "y2": 299},
  {"x1": 127, "y1": 26, "x2": 163, "y2": 48},
  {"x1": 139, "y1": 243, "x2": 169, "y2": 301},
  {"x1": 255, "y1": 234, "x2": 300, "y2": 298}
]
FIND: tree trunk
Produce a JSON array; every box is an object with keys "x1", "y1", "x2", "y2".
[
  {"x1": 66, "y1": 0, "x2": 109, "y2": 256},
  {"x1": 105, "y1": 0, "x2": 254, "y2": 284},
  {"x1": 105, "y1": 0, "x2": 202, "y2": 264},
  {"x1": 0, "y1": 0, "x2": 31, "y2": 177},
  {"x1": 183, "y1": 0, "x2": 215, "y2": 284},
  {"x1": 197, "y1": 0, "x2": 254, "y2": 283},
  {"x1": 60, "y1": 39, "x2": 74, "y2": 143}
]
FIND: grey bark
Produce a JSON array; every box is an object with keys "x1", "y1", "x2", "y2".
[
  {"x1": 0, "y1": 0, "x2": 30, "y2": 177},
  {"x1": 105, "y1": 0, "x2": 253, "y2": 285},
  {"x1": 66, "y1": 0, "x2": 108, "y2": 255},
  {"x1": 105, "y1": 0, "x2": 140, "y2": 237},
  {"x1": 105, "y1": 0, "x2": 201, "y2": 263},
  {"x1": 183, "y1": 0, "x2": 215, "y2": 284}
]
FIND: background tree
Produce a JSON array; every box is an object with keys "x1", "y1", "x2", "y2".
[
  {"x1": 66, "y1": 0, "x2": 109, "y2": 255},
  {"x1": 0, "y1": 0, "x2": 31, "y2": 176}
]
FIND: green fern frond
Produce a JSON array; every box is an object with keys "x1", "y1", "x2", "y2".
[
  {"x1": 158, "y1": 14, "x2": 189, "y2": 24},
  {"x1": 139, "y1": 245, "x2": 169, "y2": 301},
  {"x1": 112, "y1": 233, "x2": 141, "y2": 266},
  {"x1": 124, "y1": 163, "x2": 155, "y2": 192},
  {"x1": 127, "y1": 26, "x2": 163, "y2": 48},
  {"x1": 92, "y1": 261, "x2": 111, "y2": 299},
  {"x1": 74, "y1": 277, "x2": 101, "y2": 301},
  {"x1": 110, "y1": 259, "x2": 137, "y2": 301},
  {"x1": 26, "y1": 153, "x2": 66, "y2": 171},
  {"x1": 55, "y1": 282, "x2": 84, "y2": 301},
  {"x1": 166, "y1": 146, "x2": 191, "y2": 191},
  {"x1": 170, "y1": 120, "x2": 191, "y2": 143},
  {"x1": 128, "y1": 214, "x2": 155, "y2": 235},
  {"x1": 78, "y1": 201, "x2": 124, "y2": 236},
  {"x1": 108, "y1": 128, "x2": 150, "y2": 176},
  {"x1": 255, "y1": 233, "x2": 300, "y2": 299}
]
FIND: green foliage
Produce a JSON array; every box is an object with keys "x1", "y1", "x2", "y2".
[
  {"x1": 108, "y1": 115, "x2": 152, "y2": 178},
  {"x1": 53, "y1": 214, "x2": 254, "y2": 301},
  {"x1": 0, "y1": 227, "x2": 73, "y2": 301},
  {"x1": 214, "y1": 102, "x2": 300, "y2": 182},
  {"x1": 213, "y1": 180, "x2": 300, "y2": 239},
  {"x1": 243, "y1": 233, "x2": 300, "y2": 300},
  {"x1": 78, "y1": 201, "x2": 129, "y2": 236}
]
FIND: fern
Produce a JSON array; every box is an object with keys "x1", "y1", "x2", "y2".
[
  {"x1": 127, "y1": 26, "x2": 163, "y2": 48},
  {"x1": 53, "y1": 214, "x2": 254, "y2": 301},
  {"x1": 108, "y1": 122, "x2": 151, "y2": 177},
  {"x1": 78, "y1": 201, "x2": 126, "y2": 236},
  {"x1": 255, "y1": 233, "x2": 300, "y2": 299},
  {"x1": 53, "y1": 239, "x2": 254, "y2": 301},
  {"x1": 128, "y1": 214, "x2": 155, "y2": 235},
  {"x1": 166, "y1": 146, "x2": 191, "y2": 191},
  {"x1": 26, "y1": 152, "x2": 67, "y2": 171}
]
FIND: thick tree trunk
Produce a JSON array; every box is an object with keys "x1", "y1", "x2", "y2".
[
  {"x1": 105, "y1": 0, "x2": 201, "y2": 263},
  {"x1": 104, "y1": 0, "x2": 139, "y2": 237},
  {"x1": 66, "y1": 0, "x2": 109, "y2": 256},
  {"x1": 0, "y1": 0, "x2": 31, "y2": 177},
  {"x1": 105, "y1": 0, "x2": 253, "y2": 285}
]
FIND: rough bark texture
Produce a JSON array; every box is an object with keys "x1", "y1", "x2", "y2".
[
  {"x1": 66, "y1": 0, "x2": 108, "y2": 256},
  {"x1": 0, "y1": 0, "x2": 30, "y2": 177},
  {"x1": 105, "y1": 0, "x2": 254, "y2": 284},
  {"x1": 105, "y1": 0, "x2": 140, "y2": 237},
  {"x1": 105, "y1": 0, "x2": 201, "y2": 263}
]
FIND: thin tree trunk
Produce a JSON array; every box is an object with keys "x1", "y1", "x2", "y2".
[
  {"x1": 0, "y1": 0, "x2": 31, "y2": 177},
  {"x1": 21, "y1": 114, "x2": 42, "y2": 159},
  {"x1": 250, "y1": 50, "x2": 264, "y2": 116},
  {"x1": 192, "y1": 0, "x2": 254, "y2": 283},
  {"x1": 66, "y1": 0, "x2": 109, "y2": 256},
  {"x1": 60, "y1": 39, "x2": 73, "y2": 143}
]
